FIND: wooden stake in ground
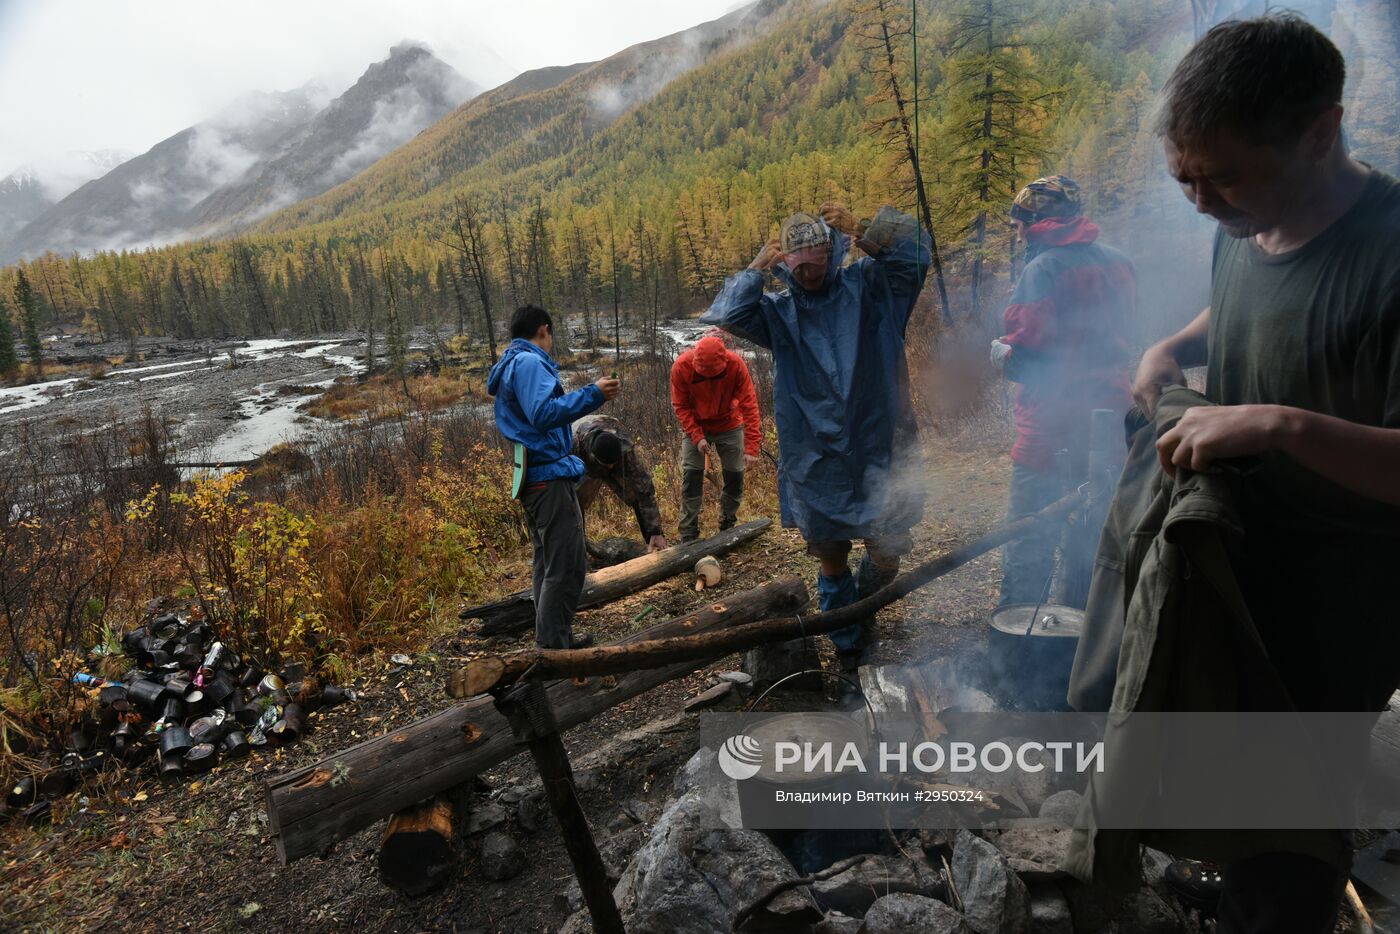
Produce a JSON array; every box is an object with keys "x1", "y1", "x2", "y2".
[
  {"x1": 494, "y1": 681, "x2": 624, "y2": 934},
  {"x1": 265, "y1": 577, "x2": 808, "y2": 863},
  {"x1": 450, "y1": 491, "x2": 1087, "y2": 694},
  {"x1": 461, "y1": 518, "x2": 772, "y2": 637}
]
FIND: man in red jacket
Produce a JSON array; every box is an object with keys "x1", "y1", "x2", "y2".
[
  {"x1": 670, "y1": 334, "x2": 762, "y2": 542},
  {"x1": 991, "y1": 175, "x2": 1136, "y2": 607}
]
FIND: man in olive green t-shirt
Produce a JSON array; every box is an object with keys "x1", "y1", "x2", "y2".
[{"x1": 1132, "y1": 15, "x2": 1400, "y2": 934}]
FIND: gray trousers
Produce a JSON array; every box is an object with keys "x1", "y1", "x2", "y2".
[
  {"x1": 520, "y1": 479, "x2": 587, "y2": 649},
  {"x1": 679, "y1": 426, "x2": 745, "y2": 538},
  {"x1": 999, "y1": 462, "x2": 1088, "y2": 607}
]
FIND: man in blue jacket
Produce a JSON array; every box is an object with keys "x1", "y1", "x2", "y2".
[
  {"x1": 488, "y1": 305, "x2": 620, "y2": 649},
  {"x1": 702, "y1": 202, "x2": 930, "y2": 675}
]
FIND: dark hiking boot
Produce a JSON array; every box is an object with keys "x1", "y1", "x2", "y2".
[
  {"x1": 567, "y1": 632, "x2": 596, "y2": 650},
  {"x1": 1164, "y1": 859, "x2": 1223, "y2": 912},
  {"x1": 836, "y1": 648, "x2": 869, "y2": 694},
  {"x1": 679, "y1": 530, "x2": 700, "y2": 545}
]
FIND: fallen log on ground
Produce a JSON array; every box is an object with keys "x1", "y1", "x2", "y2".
[
  {"x1": 264, "y1": 576, "x2": 808, "y2": 863},
  {"x1": 461, "y1": 518, "x2": 773, "y2": 636},
  {"x1": 449, "y1": 490, "x2": 1086, "y2": 695}
]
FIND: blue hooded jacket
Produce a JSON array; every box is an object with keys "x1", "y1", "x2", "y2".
[
  {"x1": 487, "y1": 338, "x2": 605, "y2": 483},
  {"x1": 700, "y1": 210, "x2": 930, "y2": 543}
]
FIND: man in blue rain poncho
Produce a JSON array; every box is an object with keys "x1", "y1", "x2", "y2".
[{"x1": 701, "y1": 202, "x2": 931, "y2": 674}]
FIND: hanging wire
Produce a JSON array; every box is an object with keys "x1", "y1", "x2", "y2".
[{"x1": 911, "y1": 0, "x2": 926, "y2": 226}]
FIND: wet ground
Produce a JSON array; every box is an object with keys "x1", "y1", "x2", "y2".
[
  {"x1": 0, "y1": 426, "x2": 1020, "y2": 933},
  {"x1": 0, "y1": 335, "x2": 367, "y2": 460}
]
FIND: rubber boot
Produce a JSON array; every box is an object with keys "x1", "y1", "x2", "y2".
[
  {"x1": 821, "y1": 569, "x2": 863, "y2": 680},
  {"x1": 849, "y1": 553, "x2": 897, "y2": 658},
  {"x1": 855, "y1": 553, "x2": 898, "y2": 606}
]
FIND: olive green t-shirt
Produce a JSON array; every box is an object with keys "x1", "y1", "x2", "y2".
[{"x1": 1207, "y1": 169, "x2": 1400, "y2": 540}]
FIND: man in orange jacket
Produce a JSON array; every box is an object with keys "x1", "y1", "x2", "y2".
[{"x1": 670, "y1": 334, "x2": 762, "y2": 542}]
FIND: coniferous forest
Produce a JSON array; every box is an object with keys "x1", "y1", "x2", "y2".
[{"x1": 5, "y1": 0, "x2": 1391, "y2": 362}]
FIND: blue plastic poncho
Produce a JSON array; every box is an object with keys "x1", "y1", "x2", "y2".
[{"x1": 700, "y1": 210, "x2": 930, "y2": 544}]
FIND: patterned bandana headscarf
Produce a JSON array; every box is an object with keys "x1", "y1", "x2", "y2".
[{"x1": 1011, "y1": 175, "x2": 1084, "y2": 223}]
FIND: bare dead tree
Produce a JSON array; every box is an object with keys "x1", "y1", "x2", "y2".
[
  {"x1": 437, "y1": 195, "x2": 500, "y2": 365},
  {"x1": 854, "y1": 0, "x2": 953, "y2": 323}
]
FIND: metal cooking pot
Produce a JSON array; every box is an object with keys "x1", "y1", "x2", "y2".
[
  {"x1": 986, "y1": 603, "x2": 1083, "y2": 712},
  {"x1": 735, "y1": 712, "x2": 873, "y2": 828}
]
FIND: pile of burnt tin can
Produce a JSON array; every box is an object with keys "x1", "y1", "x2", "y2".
[{"x1": 6, "y1": 609, "x2": 352, "y2": 819}]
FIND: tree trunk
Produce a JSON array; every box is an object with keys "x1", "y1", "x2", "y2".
[
  {"x1": 461, "y1": 518, "x2": 773, "y2": 636},
  {"x1": 378, "y1": 795, "x2": 458, "y2": 894},
  {"x1": 454, "y1": 491, "x2": 1086, "y2": 693},
  {"x1": 264, "y1": 577, "x2": 808, "y2": 863}
]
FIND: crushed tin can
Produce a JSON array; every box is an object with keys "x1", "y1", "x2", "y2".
[
  {"x1": 158, "y1": 753, "x2": 185, "y2": 781},
  {"x1": 223, "y1": 731, "x2": 251, "y2": 759},
  {"x1": 122, "y1": 627, "x2": 150, "y2": 657},
  {"x1": 184, "y1": 743, "x2": 218, "y2": 773},
  {"x1": 160, "y1": 697, "x2": 187, "y2": 723},
  {"x1": 188, "y1": 711, "x2": 229, "y2": 745},
  {"x1": 128, "y1": 678, "x2": 165, "y2": 711},
  {"x1": 204, "y1": 671, "x2": 237, "y2": 706},
  {"x1": 196, "y1": 642, "x2": 229, "y2": 684},
  {"x1": 320, "y1": 684, "x2": 353, "y2": 708},
  {"x1": 38, "y1": 769, "x2": 76, "y2": 799},
  {"x1": 238, "y1": 666, "x2": 263, "y2": 689},
  {"x1": 7, "y1": 776, "x2": 37, "y2": 809},
  {"x1": 257, "y1": 674, "x2": 285, "y2": 697},
  {"x1": 159, "y1": 725, "x2": 193, "y2": 757},
  {"x1": 112, "y1": 720, "x2": 141, "y2": 758},
  {"x1": 254, "y1": 705, "x2": 281, "y2": 733},
  {"x1": 271, "y1": 704, "x2": 305, "y2": 744},
  {"x1": 148, "y1": 613, "x2": 180, "y2": 631},
  {"x1": 228, "y1": 695, "x2": 261, "y2": 728},
  {"x1": 61, "y1": 750, "x2": 108, "y2": 775},
  {"x1": 183, "y1": 689, "x2": 209, "y2": 717},
  {"x1": 171, "y1": 640, "x2": 201, "y2": 664},
  {"x1": 249, "y1": 704, "x2": 281, "y2": 746}
]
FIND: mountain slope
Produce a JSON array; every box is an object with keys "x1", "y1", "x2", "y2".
[
  {"x1": 187, "y1": 42, "x2": 478, "y2": 234},
  {"x1": 0, "y1": 150, "x2": 133, "y2": 243},
  {"x1": 1, "y1": 43, "x2": 477, "y2": 263},
  {"x1": 256, "y1": 0, "x2": 786, "y2": 234},
  {"x1": 0, "y1": 88, "x2": 325, "y2": 262}
]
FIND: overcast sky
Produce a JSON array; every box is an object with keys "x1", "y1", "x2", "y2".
[{"x1": 0, "y1": 0, "x2": 745, "y2": 178}]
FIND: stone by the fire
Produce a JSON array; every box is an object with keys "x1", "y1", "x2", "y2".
[
  {"x1": 860, "y1": 893, "x2": 969, "y2": 933},
  {"x1": 952, "y1": 830, "x2": 1030, "y2": 934}
]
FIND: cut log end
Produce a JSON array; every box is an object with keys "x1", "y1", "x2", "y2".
[
  {"x1": 379, "y1": 796, "x2": 457, "y2": 895},
  {"x1": 447, "y1": 657, "x2": 506, "y2": 699}
]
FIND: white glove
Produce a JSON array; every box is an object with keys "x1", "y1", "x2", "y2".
[{"x1": 990, "y1": 339, "x2": 1013, "y2": 372}]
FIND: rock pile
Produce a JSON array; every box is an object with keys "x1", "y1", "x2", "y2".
[{"x1": 557, "y1": 748, "x2": 1206, "y2": 934}]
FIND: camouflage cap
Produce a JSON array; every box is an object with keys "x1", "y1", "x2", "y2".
[
  {"x1": 779, "y1": 212, "x2": 832, "y2": 254},
  {"x1": 1011, "y1": 175, "x2": 1084, "y2": 222}
]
